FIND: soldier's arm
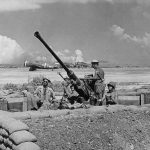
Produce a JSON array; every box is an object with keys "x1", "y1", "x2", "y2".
[
  {"x1": 101, "y1": 91, "x2": 106, "y2": 103},
  {"x1": 63, "y1": 85, "x2": 72, "y2": 97},
  {"x1": 91, "y1": 71, "x2": 104, "y2": 81},
  {"x1": 111, "y1": 92, "x2": 118, "y2": 103},
  {"x1": 33, "y1": 87, "x2": 40, "y2": 97},
  {"x1": 33, "y1": 87, "x2": 42, "y2": 102},
  {"x1": 97, "y1": 70, "x2": 104, "y2": 80},
  {"x1": 69, "y1": 91, "x2": 79, "y2": 97}
]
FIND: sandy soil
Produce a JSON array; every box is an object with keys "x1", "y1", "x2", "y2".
[{"x1": 24, "y1": 106, "x2": 150, "y2": 150}]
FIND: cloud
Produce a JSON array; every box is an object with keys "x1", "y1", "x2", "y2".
[
  {"x1": 3, "y1": 0, "x2": 150, "y2": 12},
  {"x1": 64, "y1": 49, "x2": 70, "y2": 53},
  {"x1": 0, "y1": 34, "x2": 24, "y2": 64},
  {"x1": 111, "y1": 25, "x2": 150, "y2": 47},
  {"x1": 143, "y1": 11, "x2": 150, "y2": 19},
  {"x1": 1, "y1": 0, "x2": 150, "y2": 12},
  {"x1": 0, "y1": 0, "x2": 99, "y2": 12},
  {"x1": 111, "y1": 25, "x2": 124, "y2": 36}
]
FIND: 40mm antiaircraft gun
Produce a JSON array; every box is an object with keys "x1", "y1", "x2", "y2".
[{"x1": 34, "y1": 31, "x2": 90, "y2": 101}]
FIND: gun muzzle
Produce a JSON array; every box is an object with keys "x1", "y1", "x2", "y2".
[{"x1": 34, "y1": 31, "x2": 40, "y2": 39}]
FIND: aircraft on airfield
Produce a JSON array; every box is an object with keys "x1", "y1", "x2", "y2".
[
  {"x1": 24, "y1": 60, "x2": 91, "y2": 71},
  {"x1": 24, "y1": 60, "x2": 58, "y2": 71}
]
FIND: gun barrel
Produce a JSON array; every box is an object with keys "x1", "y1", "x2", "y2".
[
  {"x1": 58, "y1": 72, "x2": 66, "y2": 80},
  {"x1": 34, "y1": 31, "x2": 70, "y2": 73}
]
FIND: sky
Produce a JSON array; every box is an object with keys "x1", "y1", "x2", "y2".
[{"x1": 1, "y1": 0, "x2": 150, "y2": 66}]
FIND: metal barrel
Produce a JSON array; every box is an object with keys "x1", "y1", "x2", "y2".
[{"x1": 34, "y1": 31, "x2": 70, "y2": 74}]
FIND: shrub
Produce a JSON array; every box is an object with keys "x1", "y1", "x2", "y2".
[
  {"x1": 30, "y1": 76, "x2": 43, "y2": 87},
  {"x1": 3, "y1": 83, "x2": 18, "y2": 91},
  {"x1": 3, "y1": 76, "x2": 64, "y2": 93}
]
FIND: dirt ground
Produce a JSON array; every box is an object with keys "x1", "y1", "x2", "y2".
[{"x1": 23, "y1": 106, "x2": 150, "y2": 150}]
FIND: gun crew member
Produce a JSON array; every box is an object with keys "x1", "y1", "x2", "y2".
[
  {"x1": 102, "y1": 81, "x2": 118, "y2": 105},
  {"x1": 91, "y1": 59, "x2": 105, "y2": 105},
  {"x1": 60, "y1": 81, "x2": 86, "y2": 109},
  {"x1": 34, "y1": 77, "x2": 55, "y2": 110}
]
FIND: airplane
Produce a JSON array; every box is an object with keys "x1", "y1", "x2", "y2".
[
  {"x1": 24, "y1": 60, "x2": 91, "y2": 71},
  {"x1": 24, "y1": 60, "x2": 57, "y2": 71}
]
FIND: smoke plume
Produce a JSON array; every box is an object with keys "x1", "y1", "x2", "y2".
[
  {"x1": 75, "y1": 49, "x2": 84, "y2": 63},
  {"x1": 51, "y1": 49, "x2": 84, "y2": 63},
  {"x1": 35, "y1": 56, "x2": 47, "y2": 62}
]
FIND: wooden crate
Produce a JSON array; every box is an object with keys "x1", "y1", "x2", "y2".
[
  {"x1": 0, "y1": 98, "x2": 8, "y2": 111},
  {"x1": 7, "y1": 97, "x2": 27, "y2": 112},
  {"x1": 143, "y1": 93, "x2": 150, "y2": 104}
]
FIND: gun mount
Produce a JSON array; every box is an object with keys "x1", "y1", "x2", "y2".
[{"x1": 34, "y1": 31, "x2": 90, "y2": 101}]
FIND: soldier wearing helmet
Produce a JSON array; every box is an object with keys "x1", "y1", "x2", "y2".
[
  {"x1": 90, "y1": 59, "x2": 105, "y2": 105},
  {"x1": 102, "y1": 81, "x2": 118, "y2": 105},
  {"x1": 34, "y1": 77, "x2": 55, "y2": 110}
]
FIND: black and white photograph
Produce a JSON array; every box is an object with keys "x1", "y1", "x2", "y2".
[{"x1": 0, "y1": 0, "x2": 150, "y2": 149}]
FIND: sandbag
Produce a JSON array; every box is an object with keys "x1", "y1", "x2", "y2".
[
  {"x1": 3, "y1": 138, "x2": 13, "y2": 147},
  {"x1": 0, "y1": 129, "x2": 9, "y2": 137},
  {"x1": 10, "y1": 130, "x2": 37, "y2": 145},
  {"x1": 0, "y1": 143, "x2": 6, "y2": 150},
  {"x1": 1, "y1": 120, "x2": 29, "y2": 134},
  {"x1": 7, "y1": 112, "x2": 31, "y2": 120},
  {"x1": 0, "y1": 116, "x2": 16, "y2": 127},
  {"x1": 0, "y1": 135, "x2": 4, "y2": 143},
  {"x1": 14, "y1": 142, "x2": 40, "y2": 150}
]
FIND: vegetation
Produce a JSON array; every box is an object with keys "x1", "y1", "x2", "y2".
[
  {"x1": 3, "y1": 83, "x2": 18, "y2": 91},
  {"x1": 3, "y1": 76, "x2": 64, "y2": 93}
]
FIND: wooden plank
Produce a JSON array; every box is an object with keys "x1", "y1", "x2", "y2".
[
  {"x1": 22, "y1": 97, "x2": 28, "y2": 111},
  {"x1": 118, "y1": 92, "x2": 141, "y2": 96},
  {"x1": 7, "y1": 102, "x2": 23, "y2": 112},
  {"x1": 7, "y1": 97, "x2": 25, "y2": 112},
  {"x1": 143, "y1": 93, "x2": 150, "y2": 104},
  {"x1": 0, "y1": 99, "x2": 7, "y2": 111},
  {"x1": 118, "y1": 96, "x2": 140, "y2": 101},
  {"x1": 140, "y1": 94, "x2": 144, "y2": 105},
  {"x1": 118, "y1": 95, "x2": 140, "y2": 106}
]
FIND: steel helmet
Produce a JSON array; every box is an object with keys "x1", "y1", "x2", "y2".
[
  {"x1": 43, "y1": 77, "x2": 51, "y2": 83},
  {"x1": 107, "y1": 82, "x2": 116, "y2": 89}
]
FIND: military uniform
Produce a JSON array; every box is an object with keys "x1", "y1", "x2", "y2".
[
  {"x1": 63, "y1": 84, "x2": 82, "y2": 104},
  {"x1": 90, "y1": 60, "x2": 105, "y2": 105},
  {"x1": 59, "y1": 83, "x2": 85, "y2": 109},
  {"x1": 94, "y1": 66, "x2": 105, "y2": 100},
  {"x1": 103, "y1": 82, "x2": 118, "y2": 105},
  {"x1": 34, "y1": 85, "x2": 55, "y2": 110}
]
